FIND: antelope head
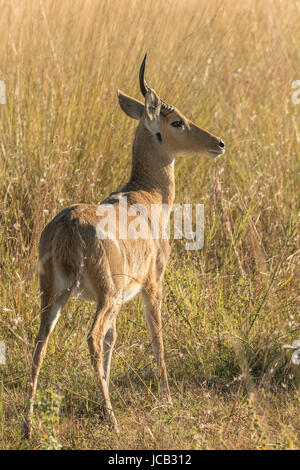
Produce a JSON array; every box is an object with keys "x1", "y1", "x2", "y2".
[{"x1": 117, "y1": 54, "x2": 225, "y2": 158}]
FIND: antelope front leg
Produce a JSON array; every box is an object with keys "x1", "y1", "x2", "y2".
[
  {"x1": 141, "y1": 286, "x2": 172, "y2": 403},
  {"x1": 103, "y1": 317, "x2": 117, "y2": 389}
]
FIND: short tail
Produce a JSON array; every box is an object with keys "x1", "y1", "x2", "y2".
[{"x1": 52, "y1": 219, "x2": 85, "y2": 279}]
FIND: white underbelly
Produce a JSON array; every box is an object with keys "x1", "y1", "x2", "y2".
[
  {"x1": 120, "y1": 283, "x2": 141, "y2": 303},
  {"x1": 72, "y1": 273, "x2": 142, "y2": 304},
  {"x1": 72, "y1": 274, "x2": 97, "y2": 301}
]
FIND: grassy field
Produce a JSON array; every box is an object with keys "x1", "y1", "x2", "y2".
[{"x1": 0, "y1": 0, "x2": 299, "y2": 450}]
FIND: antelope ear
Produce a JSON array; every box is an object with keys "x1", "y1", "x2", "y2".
[
  {"x1": 145, "y1": 89, "x2": 161, "y2": 121},
  {"x1": 117, "y1": 90, "x2": 144, "y2": 120},
  {"x1": 144, "y1": 89, "x2": 161, "y2": 134}
]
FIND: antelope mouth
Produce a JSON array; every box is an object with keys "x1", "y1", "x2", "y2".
[{"x1": 208, "y1": 148, "x2": 225, "y2": 158}]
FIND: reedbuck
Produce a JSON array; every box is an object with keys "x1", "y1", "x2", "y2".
[{"x1": 24, "y1": 55, "x2": 225, "y2": 437}]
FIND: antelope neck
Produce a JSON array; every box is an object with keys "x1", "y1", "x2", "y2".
[{"x1": 128, "y1": 126, "x2": 175, "y2": 206}]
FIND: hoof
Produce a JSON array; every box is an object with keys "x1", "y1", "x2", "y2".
[
  {"x1": 107, "y1": 412, "x2": 119, "y2": 434},
  {"x1": 22, "y1": 421, "x2": 32, "y2": 441}
]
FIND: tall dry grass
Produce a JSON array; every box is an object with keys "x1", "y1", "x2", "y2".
[{"x1": 0, "y1": 0, "x2": 299, "y2": 449}]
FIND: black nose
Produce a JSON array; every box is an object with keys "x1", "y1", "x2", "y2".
[{"x1": 219, "y1": 139, "x2": 225, "y2": 148}]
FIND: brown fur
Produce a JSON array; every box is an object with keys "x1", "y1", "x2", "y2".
[{"x1": 24, "y1": 75, "x2": 224, "y2": 438}]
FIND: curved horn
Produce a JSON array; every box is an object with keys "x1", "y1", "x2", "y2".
[
  {"x1": 139, "y1": 53, "x2": 149, "y2": 97},
  {"x1": 139, "y1": 54, "x2": 174, "y2": 115}
]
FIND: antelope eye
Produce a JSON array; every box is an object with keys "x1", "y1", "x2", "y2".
[{"x1": 171, "y1": 120, "x2": 184, "y2": 128}]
